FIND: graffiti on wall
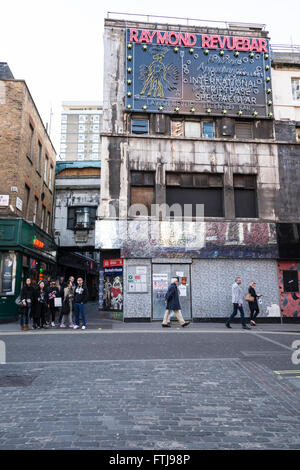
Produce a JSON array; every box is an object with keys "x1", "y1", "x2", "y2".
[
  {"x1": 95, "y1": 220, "x2": 278, "y2": 259},
  {"x1": 278, "y1": 261, "x2": 300, "y2": 318}
]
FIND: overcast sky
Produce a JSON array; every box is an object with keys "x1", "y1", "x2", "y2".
[{"x1": 1, "y1": 0, "x2": 299, "y2": 154}]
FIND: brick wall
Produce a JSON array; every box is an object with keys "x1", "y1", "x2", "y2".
[{"x1": 0, "y1": 80, "x2": 56, "y2": 234}]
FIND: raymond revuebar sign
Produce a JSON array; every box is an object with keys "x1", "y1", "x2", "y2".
[{"x1": 125, "y1": 28, "x2": 273, "y2": 118}]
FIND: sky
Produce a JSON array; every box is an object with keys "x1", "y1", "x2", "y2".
[{"x1": 1, "y1": 0, "x2": 300, "y2": 155}]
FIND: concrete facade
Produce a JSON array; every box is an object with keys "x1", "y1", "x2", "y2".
[{"x1": 97, "y1": 18, "x2": 299, "y2": 321}]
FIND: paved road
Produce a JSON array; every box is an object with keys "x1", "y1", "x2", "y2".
[{"x1": 0, "y1": 323, "x2": 299, "y2": 450}]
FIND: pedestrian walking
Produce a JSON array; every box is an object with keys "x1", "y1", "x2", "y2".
[
  {"x1": 162, "y1": 277, "x2": 190, "y2": 328},
  {"x1": 226, "y1": 277, "x2": 251, "y2": 330},
  {"x1": 60, "y1": 280, "x2": 75, "y2": 328},
  {"x1": 19, "y1": 278, "x2": 35, "y2": 331},
  {"x1": 33, "y1": 281, "x2": 49, "y2": 329},
  {"x1": 246, "y1": 281, "x2": 262, "y2": 326},
  {"x1": 73, "y1": 277, "x2": 89, "y2": 330}
]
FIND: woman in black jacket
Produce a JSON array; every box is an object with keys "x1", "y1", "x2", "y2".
[
  {"x1": 33, "y1": 281, "x2": 49, "y2": 329},
  {"x1": 19, "y1": 278, "x2": 35, "y2": 330},
  {"x1": 247, "y1": 281, "x2": 262, "y2": 326}
]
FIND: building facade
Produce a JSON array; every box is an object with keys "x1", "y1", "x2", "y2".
[
  {"x1": 0, "y1": 65, "x2": 57, "y2": 319},
  {"x1": 54, "y1": 161, "x2": 101, "y2": 299},
  {"x1": 96, "y1": 18, "x2": 291, "y2": 322},
  {"x1": 60, "y1": 101, "x2": 102, "y2": 161},
  {"x1": 272, "y1": 47, "x2": 300, "y2": 318}
]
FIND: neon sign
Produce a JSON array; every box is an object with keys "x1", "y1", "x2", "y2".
[{"x1": 33, "y1": 236, "x2": 45, "y2": 249}]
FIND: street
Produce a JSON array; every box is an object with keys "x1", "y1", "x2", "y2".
[{"x1": 0, "y1": 312, "x2": 300, "y2": 450}]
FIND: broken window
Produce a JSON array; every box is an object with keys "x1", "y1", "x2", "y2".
[
  {"x1": 283, "y1": 270, "x2": 299, "y2": 293},
  {"x1": 130, "y1": 171, "x2": 155, "y2": 215}
]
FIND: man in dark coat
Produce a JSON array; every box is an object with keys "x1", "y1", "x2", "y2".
[{"x1": 162, "y1": 277, "x2": 190, "y2": 328}]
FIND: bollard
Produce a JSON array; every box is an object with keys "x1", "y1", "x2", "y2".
[{"x1": 0, "y1": 340, "x2": 6, "y2": 364}]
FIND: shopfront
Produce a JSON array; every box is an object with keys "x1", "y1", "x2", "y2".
[{"x1": 0, "y1": 219, "x2": 57, "y2": 321}]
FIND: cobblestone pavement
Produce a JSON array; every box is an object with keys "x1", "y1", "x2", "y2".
[{"x1": 0, "y1": 357, "x2": 299, "y2": 450}]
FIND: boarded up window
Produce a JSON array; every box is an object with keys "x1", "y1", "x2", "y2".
[
  {"x1": 171, "y1": 121, "x2": 184, "y2": 137},
  {"x1": 234, "y1": 175, "x2": 257, "y2": 218},
  {"x1": 235, "y1": 122, "x2": 253, "y2": 139},
  {"x1": 185, "y1": 121, "x2": 201, "y2": 138},
  {"x1": 166, "y1": 172, "x2": 224, "y2": 217},
  {"x1": 283, "y1": 270, "x2": 299, "y2": 292},
  {"x1": 131, "y1": 119, "x2": 149, "y2": 135},
  {"x1": 130, "y1": 171, "x2": 155, "y2": 215}
]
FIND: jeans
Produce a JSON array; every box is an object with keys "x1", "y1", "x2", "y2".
[
  {"x1": 227, "y1": 303, "x2": 247, "y2": 327},
  {"x1": 20, "y1": 307, "x2": 30, "y2": 326},
  {"x1": 74, "y1": 303, "x2": 86, "y2": 327}
]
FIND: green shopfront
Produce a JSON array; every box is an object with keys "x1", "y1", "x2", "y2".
[{"x1": 0, "y1": 219, "x2": 57, "y2": 321}]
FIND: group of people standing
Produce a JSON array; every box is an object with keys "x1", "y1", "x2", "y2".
[{"x1": 19, "y1": 276, "x2": 89, "y2": 331}]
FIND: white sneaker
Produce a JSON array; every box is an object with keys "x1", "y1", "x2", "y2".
[
  {"x1": 73, "y1": 325, "x2": 79, "y2": 329},
  {"x1": 51, "y1": 322, "x2": 55, "y2": 327},
  {"x1": 81, "y1": 325, "x2": 86, "y2": 330},
  {"x1": 60, "y1": 323, "x2": 66, "y2": 328}
]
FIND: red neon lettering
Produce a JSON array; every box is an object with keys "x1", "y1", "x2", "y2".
[
  {"x1": 129, "y1": 29, "x2": 139, "y2": 43},
  {"x1": 156, "y1": 31, "x2": 168, "y2": 45},
  {"x1": 168, "y1": 32, "x2": 179, "y2": 45},
  {"x1": 250, "y1": 38, "x2": 259, "y2": 51},
  {"x1": 139, "y1": 30, "x2": 150, "y2": 43},
  {"x1": 242, "y1": 38, "x2": 251, "y2": 51},
  {"x1": 187, "y1": 33, "x2": 197, "y2": 47},
  {"x1": 235, "y1": 38, "x2": 244, "y2": 50},
  {"x1": 226, "y1": 36, "x2": 235, "y2": 50},
  {"x1": 218, "y1": 36, "x2": 227, "y2": 49},
  {"x1": 148, "y1": 31, "x2": 156, "y2": 44},
  {"x1": 201, "y1": 34, "x2": 210, "y2": 48},
  {"x1": 178, "y1": 32, "x2": 188, "y2": 46},
  {"x1": 259, "y1": 39, "x2": 267, "y2": 53},
  {"x1": 210, "y1": 35, "x2": 219, "y2": 49}
]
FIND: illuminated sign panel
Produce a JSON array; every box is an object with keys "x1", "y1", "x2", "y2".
[{"x1": 125, "y1": 28, "x2": 273, "y2": 118}]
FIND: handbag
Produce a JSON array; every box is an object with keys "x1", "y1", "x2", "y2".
[
  {"x1": 245, "y1": 293, "x2": 255, "y2": 302},
  {"x1": 54, "y1": 297, "x2": 62, "y2": 307},
  {"x1": 15, "y1": 295, "x2": 23, "y2": 306}
]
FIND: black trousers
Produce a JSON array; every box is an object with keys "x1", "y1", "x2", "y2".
[
  {"x1": 34, "y1": 303, "x2": 48, "y2": 327},
  {"x1": 249, "y1": 304, "x2": 260, "y2": 321}
]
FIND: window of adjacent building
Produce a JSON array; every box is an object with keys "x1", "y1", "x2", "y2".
[
  {"x1": 24, "y1": 184, "x2": 30, "y2": 218},
  {"x1": 233, "y1": 174, "x2": 258, "y2": 218},
  {"x1": 291, "y1": 78, "x2": 300, "y2": 101},
  {"x1": 78, "y1": 124, "x2": 86, "y2": 131},
  {"x1": 78, "y1": 134, "x2": 85, "y2": 142},
  {"x1": 93, "y1": 124, "x2": 99, "y2": 132},
  {"x1": 28, "y1": 123, "x2": 34, "y2": 160},
  {"x1": 41, "y1": 206, "x2": 46, "y2": 230},
  {"x1": 130, "y1": 171, "x2": 155, "y2": 215},
  {"x1": 46, "y1": 211, "x2": 50, "y2": 234},
  {"x1": 283, "y1": 270, "x2": 299, "y2": 292},
  {"x1": 92, "y1": 134, "x2": 99, "y2": 142},
  {"x1": 61, "y1": 114, "x2": 67, "y2": 122},
  {"x1": 91, "y1": 153, "x2": 98, "y2": 160},
  {"x1": 296, "y1": 127, "x2": 300, "y2": 142},
  {"x1": 49, "y1": 165, "x2": 54, "y2": 191},
  {"x1": 93, "y1": 115, "x2": 100, "y2": 122},
  {"x1": 61, "y1": 134, "x2": 66, "y2": 142},
  {"x1": 67, "y1": 206, "x2": 97, "y2": 230},
  {"x1": 131, "y1": 119, "x2": 149, "y2": 135},
  {"x1": 166, "y1": 172, "x2": 224, "y2": 218},
  {"x1": 235, "y1": 122, "x2": 253, "y2": 139},
  {"x1": 79, "y1": 115, "x2": 87, "y2": 122},
  {"x1": 37, "y1": 141, "x2": 42, "y2": 174},
  {"x1": 61, "y1": 124, "x2": 67, "y2": 132},
  {"x1": 77, "y1": 154, "x2": 85, "y2": 160},
  {"x1": 44, "y1": 155, "x2": 49, "y2": 184},
  {"x1": 33, "y1": 197, "x2": 38, "y2": 223}
]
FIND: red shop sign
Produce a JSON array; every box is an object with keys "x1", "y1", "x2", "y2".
[{"x1": 103, "y1": 259, "x2": 123, "y2": 267}]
